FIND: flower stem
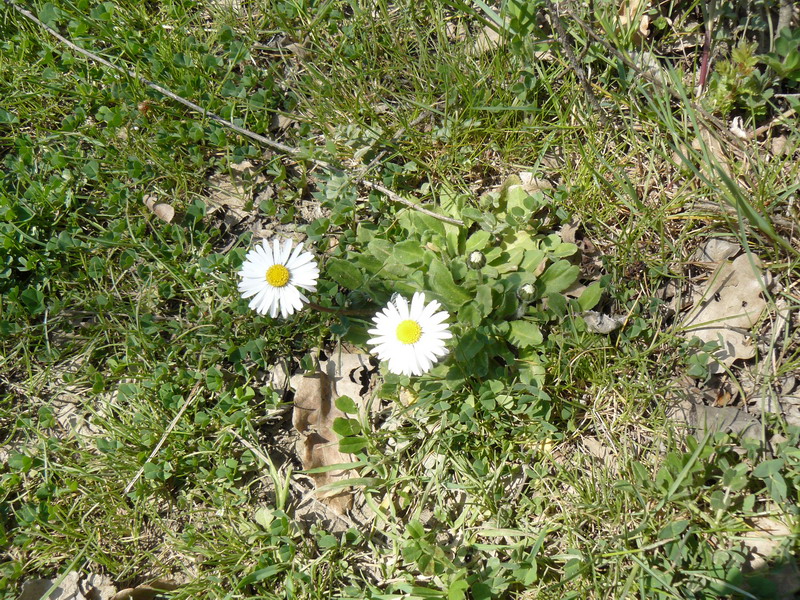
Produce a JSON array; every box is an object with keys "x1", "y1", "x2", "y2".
[{"x1": 307, "y1": 302, "x2": 374, "y2": 317}]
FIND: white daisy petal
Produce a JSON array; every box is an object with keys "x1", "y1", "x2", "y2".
[
  {"x1": 366, "y1": 293, "x2": 452, "y2": 377},
  {"x1": 236, "y1": 238, "x2": 319, "y2": 318}
]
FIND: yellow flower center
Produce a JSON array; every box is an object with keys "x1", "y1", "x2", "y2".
[
  {"x1": 396, "y1": 320, "x2": 422, "y2": 344},
  {"x1": 266, "y1": 264, "x2": 290, "y2": 287}
]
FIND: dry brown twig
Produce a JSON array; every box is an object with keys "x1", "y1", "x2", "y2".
[
  {"x1": 7, "y1": 0, "x2": 464, "y2": 227},
  {"x1": 123, "y1": 381, "x2": 202, "y2": 494},
  {"x1": 543, "y1": 0, "x2": 616, "y2": 130},
  {"x1": 559, "y1": 7, "x2": 755, "y2": 152}
]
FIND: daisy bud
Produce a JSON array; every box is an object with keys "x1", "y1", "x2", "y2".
[
  {"x1": 517, "y1": 283, "x2": 536, "y2": 302},
  {"x1": 467, "y1": 251, "x2": 486, "y2": 269}
]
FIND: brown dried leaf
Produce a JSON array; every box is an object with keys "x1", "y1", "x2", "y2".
[
  {"x1": 692, "y1": 238, "x2": 740, "y2": 264},
  {"x1": 617, "y1": 0, "x2": 650, "y2": 41},
  {"x1": 20, "y1": 572, "x2": 85, "y2": 600},
  {"x1": 112, "y1": 580, "x2": 182, "y2": 600},
  {"x1": 291, "y1": 353, "x2": 373, "y2": 515},
  {"x1": 667, "y1": 398, "x2": 762, "y2": 441},
  {"x1": 468, "y1": 25, "x2": 503, "y2": 55},
  {"x1": 518, "y1": 171, "x2": 554, "y2": 193},
  {"x1": 740, "y1": 517, "x2": 794, "y2": 572},
  {"x1": 681, "y1": 254, "x2": 771, "y2": 371}
]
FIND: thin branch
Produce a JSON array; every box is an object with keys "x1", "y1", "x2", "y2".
[
  {"x1": 560, "y1": 7, "x2": 751, "y2": 152},
  {"x1": 360, "y1": 180, "x2": 464, "y2": 226},
  {"x1": 124, "y1": 381, "x2": 201, "y2": 494},
  {"x1": 7, "y1": 0, "x2": 464, "y2": 227},
  {"x1": 754, "y1": 108, "x2": 796, "y2": 137},
  {"x1": 543, "y1": 0, "x2": 615, "y2": 130}
]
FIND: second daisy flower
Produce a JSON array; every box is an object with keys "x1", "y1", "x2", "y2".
[{"x1": 367, "y1": 292, "x2": 452, "y2": 377}]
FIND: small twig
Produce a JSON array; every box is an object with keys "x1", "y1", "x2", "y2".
[
  {"x1": 753, "y1": 108, "x2": 797, "y2": 137},
  {"x1": 543, "y1": 0, "x2": 615, "y2": 130},
  {"x1": 124, "y1": 381, "x2": 202, "y2": 494},
  {"x1": 560, "y1": 8, "x2": 751, "y2": 152},
  {"x1": 360, "y1": 180, "x2": 463, "y2": 226},
  {"x1": 697, "y1": 23, "x2": 712, "y2": 92},
  {"x1": 7, "y1": 0, "x2": 463, "y2": 227}
]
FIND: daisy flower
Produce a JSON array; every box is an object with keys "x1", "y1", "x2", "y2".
[
  {"x1": 237, "y1": 238, "x2": 319, "y2": 318},
  {"x1": 367, "y1": 292, "x2": 452, "y2": 377}
]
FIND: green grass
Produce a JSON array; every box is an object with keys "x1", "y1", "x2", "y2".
[{"x1": 2, "y1": 0, "x2": 799, "y2": 598}]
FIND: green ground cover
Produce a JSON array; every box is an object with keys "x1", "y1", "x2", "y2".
[{"x1": 1, "y1": 0, "x2": 799, "y2": 598}]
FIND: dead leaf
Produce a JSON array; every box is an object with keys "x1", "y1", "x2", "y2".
[
  {"x1": 204, "y1": 160, "x2": 266, "y2": 222},
  {"x1": 740, "y1": 517, "x2": 794, "y2": 572},
  {"x1": 559, "y1": 218, "x2": 580, "y2": 245},
  {"x1": 283, "y1": 42, "x2": 309, "y2": 60},
  {"x1": 583, "y1": 311, "x2": 626, "y2": 334},
  {"x1": 748, "y1": 394, "x2": 783, "y2": 415},
  {"x1": 112, "y1": 580, "x2": 182, "y2": 600},
  {"x1": 467, "y1": 24, "x2": 503, "y2": 55},
  {"x1": 692, "y1": 238, "x2": 740, "y2": 264},
  {"x1": 681, "y1": 254, "x2": 771, "y2": 372},
  {"x1": 518, "y1": 171, "x2": 554, "y2": 193},
  {"x1": 270, "y1": 113, "x2": 296, "y2": 132},
  {"x1": 667, "y1": 399, "x2": 762, "y2": 441},
  {"x1": 582, "y1": 436, "x2": 612, "y2": 463},
  {"x1": 713, "y1": 387, "x2": 733, "y2": 407},
  {"x1": 143, "y1": 195, "x2": 175, "y2": 223},
  {"x1": 730, "y1": 116, "x2": 749, "y2": 140},
  {"x1": 291, "y1": 353, "x2": 374, "y2": 514},
  {"x1": 20, "y1": 572, "x2": 85, "y2": 600},
  {"x1": 617, "y1": 0, "x2": 650, "y2": 41}
]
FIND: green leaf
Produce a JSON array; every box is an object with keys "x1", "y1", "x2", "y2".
[
  {"x1": 338, "y1": 436, "x2": 367, "y2": 453},
  {"x1": 326, "y1": 257, "x2": 364, "y2": 290},
  {"x1": 457, "y1": 302, "x2": 482, "y2": 328},
  {"x1": 239, "y1": 564, "x2": 287, "y2": 586},
  {"x1": 334, "y1": 395, "x2": 359, "y2": 415},
  {"x1": 552, "y1": 242, "x2": 578, "y2": 258},
  {"x1": 752, "y1": 458, "x2": 784, "y2": 479},
  {"x1": 466, "y1": 230, "x2": 491, "y2": 252},
  {"x1": 448, "y1": 580, "x2": 469, "y2": 600},
  {"x1": 505, "y1": 184, "x2": 533, "y2": 215},
  {"x1": 508, "y1": 320, "x2": 543, "y2": 348},
  {"x1": 20, "y1": 287, "x2": 45, "y2": 315},
  {"x1": 332, "y1": 417, "x2": 361, "y2": 437},
  {"x1": 578, "y1": 281, "x2": 603, "y2": 311},
  {"x1": 475, "y1": 285, "x2": 493, "y2": 316},
  {"x1": 538, "y1": 260, "x2": 579, "y2": 295},
  {"x1": 83, "y1": 159, "x2": 100, "y2": 180},
  {"x1": 454, "y1": 330, "x2": 487, "y2": 362},
  {"x1": 657, "y1": 520, "x2": 690, "y2": 540},
  {"x1": 406, "y1": 519, "x2": 426, "y2": 539},
  {"x1": 8, "y1": 453, "x2": 33, "y2": 472},
  {"x1": 87, "y1": 256, "x2": 106, "y2": 279},
  {"x1": 0, "y1": 108, "x2": 18, "y2": 124},
  {"x1": 142, "y1": 462, "x2": 162, "y2": 480},
  {"x1": 547, "y1": 292, "x2": 567, "y2": 318},
  {"x1": 521, "y1": 248, "x2": 545, "y2": 273},
  {"x1": 38, "y1": 2, "x2": 61, "y2": 25},
  {"x1": 426, "y1": 258, "x2": 472, "y2": 310},
  {"x1": 393, "y1": 240, "x2": 425, "y2": 266}
]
